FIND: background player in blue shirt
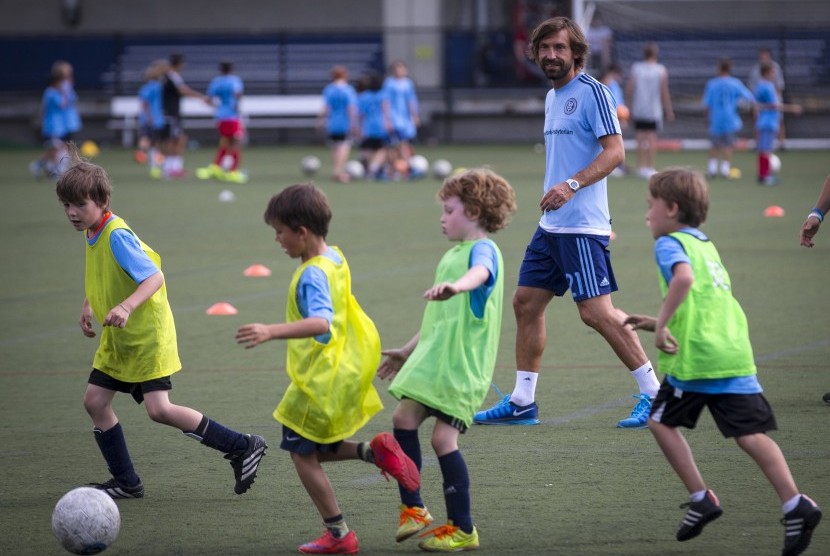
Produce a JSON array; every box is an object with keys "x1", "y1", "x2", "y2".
[
  {"x1": 197, "y1": 61, "x2": 246, "y2": 183},
  {"x1": 382, "y1": 60, "x2": 420, "y2": 174},
  {"x1": 319, "y1": 65, "x2": 358, "y2": 183},
  {"x1": 356, "y1": 71, "x2": 390, "y2": 180},
  {"x1": 753, "y1": 62, "x2": 802, "y2": 186},
  {"x1": 137, "y1": 59, "x2": 168, "y2": 178},
  {"x1": 474, "y1": 16, "x2": 660, "y2": 430},
  {"x1": 702, "y1": 58, "x2": 754, "y2": 180}
]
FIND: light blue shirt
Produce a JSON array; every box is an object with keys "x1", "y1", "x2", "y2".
[
  {"x1": 207, "y1": 74, "x2": 244, "y2": 121},
  {"x1": 61, "y1": 81, "x2": 82, "y2": 134},
  {"x1": 42, "y1": 86, "x2": 66, "y2": 138},
  {"x1": 754, "y1": 79, "x2": 780, "y2": 132},
  {"x1": 702, "y1": 76, "x2": 754, "y2": 135},
  {"x1": 540, "y1": 73, "x2": 619, "y2": 235},
  {"x1": 87, "y1": 215, "x2": 159, "y2": 284},
  {"x1": 296, "y1": 248, "x2": 340, "y2": 344},
  {"x1": 655, "y1": 227, "x2": 762, "y2": 394},
  {"x1": 138, "y1": 80, "x2": 165, "y2": 129},
  {"x1": 468, "y1": 240, "x2": 498, "y2": 319},
  {"x1": 322, "y1": 82, "x2": 357, "y2": 135},
  {"x1": 382, "y1": 76, "x2": 418, "y2": 137},
  {"x1": 358, "y1": 89, "x2": 388, "y2": 140}
]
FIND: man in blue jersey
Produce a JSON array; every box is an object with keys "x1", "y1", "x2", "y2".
[{"x1": 475, "y1": 16, "x2": 660, "y2": 428}]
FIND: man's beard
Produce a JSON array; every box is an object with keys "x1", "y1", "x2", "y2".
[{"x1": 542, "y1": 59, "x2": 572, "y2": 81}]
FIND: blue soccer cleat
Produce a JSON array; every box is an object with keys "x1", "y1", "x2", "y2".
[
  {"x1": 616, "y1": 393, "x2": 653, "y2": 429},
  {"x1": 473, "y1": 385, "x2": 540, "y2": 425}
]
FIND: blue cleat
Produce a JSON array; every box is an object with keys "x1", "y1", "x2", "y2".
[
  {"x1": 473, "y1": 394, "x2": 540, "y2": 425},
  {"x1": 616, "y1": 393, "x2": 653, "y2": 429}
]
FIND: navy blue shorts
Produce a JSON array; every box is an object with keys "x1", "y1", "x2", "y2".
[
  {"x1": 88, "y1": 369, "x2": 172, "y2": 404},
  {"x1": 279, "y1": 425, "x2": 343, "y2": 456},
  {"x1": 517, "y1": 227, "x2": 617, "y2": 301}
]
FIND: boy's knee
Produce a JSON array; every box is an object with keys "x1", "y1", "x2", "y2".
[{"x1": 145, "y1": 404, "x2": 171, "y2": 424}]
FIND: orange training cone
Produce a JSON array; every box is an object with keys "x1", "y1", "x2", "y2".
[
  {"x1": 206, "y1": 302, "x2": 238, "y2": 315},
  {"x1": 763, "y1": 205, "x2": 785, "y2": 218},
  {"x1": 244, "y1": 264, "x2": 272, "y2": 277}
]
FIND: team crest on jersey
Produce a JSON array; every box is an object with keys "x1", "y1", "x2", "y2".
[{"x1": 564, "y1": 98, "x2": 578, "y2": 114}]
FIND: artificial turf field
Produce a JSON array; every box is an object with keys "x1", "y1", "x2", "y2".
[{"x1": 0, "y1": 144, "x2": 827, "y2": 555}]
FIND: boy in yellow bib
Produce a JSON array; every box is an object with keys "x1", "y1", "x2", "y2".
[
  {"x1": 56, "y1": 145, "x2": 266, "y2": 500},
  {"x1": 377, "y1": 169, "x2": 517, "y2": 552},
  {"x1": 235, "y1": 183, "x2": 419, "y2": 555}
]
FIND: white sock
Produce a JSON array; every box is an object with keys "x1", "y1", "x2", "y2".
[
  {"x1": 631, "y1": 361, "x2": 659, "y2": 398},
  {"x1": 708, "y1": 159, "x2": 718, "y2": 175},
  {"x1": 509, "y1": 371, "x2": 538, "y2": 406},
  {"x1": 690, "y1": 489, "x2": 707, "y2": 503},
  {"x1": 720, "y1": 160, "x2": 730, "y2": 176},
  {"x1": 782, "y1": 494, "x2": 802, "y2": 514}
]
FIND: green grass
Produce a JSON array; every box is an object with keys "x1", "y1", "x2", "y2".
[{"x1": 1, "y1": 145, "x2": 828, "y2": 555}]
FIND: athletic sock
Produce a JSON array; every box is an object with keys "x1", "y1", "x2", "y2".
[
  {"x1": 690, "y1": 489, "x2": 707, "y2": 503},
  {"x1": 631, "y1": 361, "x2": 659, "y2": 398},
  {"x1": 509, "y1": 370, "x2": 538, "y2": 406},
  {"x1": 323, "y1": 514, "x2": 349, "y2": 539},
  {"x1": 720, "y1": 160, "x2": 731, "y2": 177},
  {"x1": 185, "y1": 416, "x2": 249, "y2": 453},
  {"x1": 356, "y1": 441, "x2": 375, "y2": 464},
  {"x1": 438, "y1": 450, "x2": 473, "y2": 534},
  {"x1": 707, "y1": 159, "x2": 718, "y2": 176},
  {"x1": 782, "y1": 494, "x2": 802, "y2": 514},
  {"x1": 393, "y1": 428, "x2": 424, "y2": 507},
  {"x1": 214, "y1": 147, "x2": 227, "y2": 167},
  {"x1": 94, "y1": 423, "x2": 140, "y2": 486},
  {"x1": 758, "y1": 153, "x2": 770, "y2": 179}
]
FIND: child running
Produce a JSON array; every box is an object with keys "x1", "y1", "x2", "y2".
[
  {"x1": 377, "y1": 168, "x2": 517, "y2": 552},
  {"x1": 625, "y1": 167, "x2": 821, "y2": 556},
  {"x1": 235, "y1": 183, "x2": 419, "y2": 554},
  {"x1": 56, "y1": 145, "x2": 267, "y2": 499}
]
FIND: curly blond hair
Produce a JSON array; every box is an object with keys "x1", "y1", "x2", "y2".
[{"x1": 438, "y1": 168, "x2": 517, "y2": 233}]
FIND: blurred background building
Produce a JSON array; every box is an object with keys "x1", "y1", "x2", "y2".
[{"x1": 1, "y1": 0, "x2": 828, "y2": 146}]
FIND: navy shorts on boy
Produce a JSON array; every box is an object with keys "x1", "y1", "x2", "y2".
[
  {"x1": 517, "y1": 227, "x2": 617, "y2": 301},
  {"x1": 650, "y1": 379, "x2": 777, "y2": 438},
  {"x1": 279, "y1": 425, "x2": 343, "y2": 455}
]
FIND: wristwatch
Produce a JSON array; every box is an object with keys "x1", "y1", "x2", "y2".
[{"x1": 566, "y1": 178, "x2": 581, "y2": 192}]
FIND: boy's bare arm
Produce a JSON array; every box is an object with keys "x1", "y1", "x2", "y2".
[
  {"x1": 79, "y1": 297, "x2": 96, "y2": 337},
  {"x1": 236, "y1": 317, "x2": 329, "y2": 349},
  {"x1": 654, "y1": 263, "x2": 694, "y2": 354},
  {"x1": 424, "y1": 264, "x2": 489, "y2": 301},
  {"x1": 377, "y1": 332, "x2": 420, "y2": 380}
]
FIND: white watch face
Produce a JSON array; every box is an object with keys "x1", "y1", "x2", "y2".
[{"x1": 568, "y1": 179, "x2": 579, "y2": 191}]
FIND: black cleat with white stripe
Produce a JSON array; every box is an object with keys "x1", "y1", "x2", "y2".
[
  {"x1": 225, "y1": 434, "x2": 267, "y2": 495},
  {"x1": 781, "y1": 495, "x2": 822, "y2": 556},
  {"x1": 90, "y1": 477, "x2": 145, "y2": 499},
  {"x1": 676, "y1": 489, "x2": 723, "y2": 541}
]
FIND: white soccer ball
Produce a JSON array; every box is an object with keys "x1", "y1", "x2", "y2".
[
  {"x1": 432, "y1": 159, "x2": 453, "y2": 180},
  {"x1": 344, "y1": 159, "x2": 365, "y2": 180},
  {"x1": 301, "y1": 155, "x2": 321, "y2": 177},
  {"x1": 769, "y1": 153, "x2": 781, "y2": 174},
  {"x1": 52, "y1": 487, "x2": 120, "y2": 555},
  {"x1": 408, "y1": 155, "x2": 429, "y2": 178},
  {"x1": 218, "y1": 189, "x2": 236, "y2": 202}
]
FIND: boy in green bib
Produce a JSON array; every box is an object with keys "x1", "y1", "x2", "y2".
[
  {"x1": 56, "y1": 145, "x2": 266, "y2": 500},
  {"x1": 377, "y1": 169, "x2": 517, "y2": 552},
  {"x1": 235, "y1": 183, "x2": 419, "y2": 555},
  {"x1": 625, "y1": 167, "x2": 821, "y2": 556}
]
